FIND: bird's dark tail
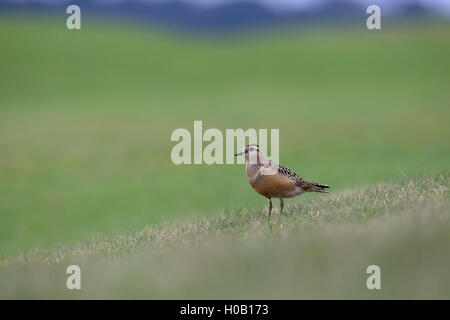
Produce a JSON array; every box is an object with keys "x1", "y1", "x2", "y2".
[{"x1": 306, "y1": 182, "x2": 330, "y2": 193}]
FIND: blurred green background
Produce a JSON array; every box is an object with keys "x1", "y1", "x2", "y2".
[{"x1": 0, "y1": 14, "x2": 449, "y2": 259}]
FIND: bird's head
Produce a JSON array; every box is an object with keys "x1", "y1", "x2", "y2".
[{"x1": 235, "y1": 144, "x2": 261, "y2": 163}]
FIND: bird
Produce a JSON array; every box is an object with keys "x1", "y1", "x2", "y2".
[{"x1": 235, "y1": 144, "x2": 330, "y2": 219}]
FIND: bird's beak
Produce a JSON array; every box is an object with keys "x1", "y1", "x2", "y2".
[{"x1": 235, "y1": 151, "x2": 244, "y2": 156}]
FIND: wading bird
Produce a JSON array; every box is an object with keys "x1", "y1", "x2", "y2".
[{"x1": 235, "y1": 144, "x2": 329, "y2": 219}]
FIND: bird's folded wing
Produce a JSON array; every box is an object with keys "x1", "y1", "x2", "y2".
[{"x1": 277, "y1": 164, "x2": 308, "y2": 187}]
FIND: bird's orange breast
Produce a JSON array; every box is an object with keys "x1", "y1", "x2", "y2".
[{"x1": 248, "y1": 173, "x2": 297, "y2": 198}]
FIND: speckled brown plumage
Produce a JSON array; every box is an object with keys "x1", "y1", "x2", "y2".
[{"x1": 236, "y1": 144, "x2": 329, "y2": 219}]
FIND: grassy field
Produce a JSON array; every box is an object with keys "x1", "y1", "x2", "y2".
[
  {"x1": 0, "y1": 15, "x2": 449, "y2": 297},
  {"x1": 1, "y1": 173, "x2": 448, "y2": 298}
]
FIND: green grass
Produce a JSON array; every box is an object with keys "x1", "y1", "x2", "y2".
[
  {"x1": 1, "y1": 173, "x2": 448, "y2": 299},
  {"x1": 0, "y1": 16, "x2": 449, "y2": 260}
]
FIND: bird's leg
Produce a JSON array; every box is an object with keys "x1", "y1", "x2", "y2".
[
  {"x1": 268, "y1": 198, "x2": 272, "y2": 220},
  {"x1": 280, "y1": 198, "x2": 284, "y2": 215}
]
